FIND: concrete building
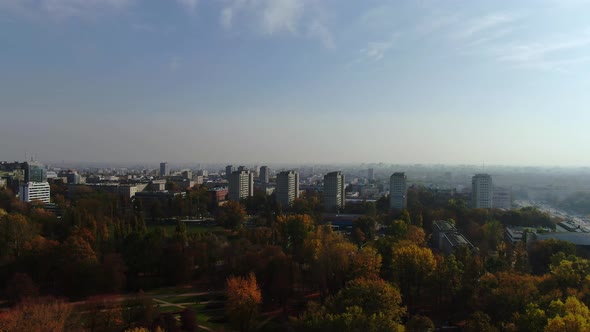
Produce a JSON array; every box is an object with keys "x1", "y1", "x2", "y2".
[
  {"x1": 493, "y1": 187, "x2": 512, "y2": 209},
  {"x1": 225, "y1": 165, "x2": 233, "y2": 178},
  {"x1": 160, "y1": 162, "x2": 169, "y2": 177},
  {"x1": 228, "y1": 170, "x2": 254, "y2": 201},
  {"x1": 19, "y1": 182, "x2": 51, "y2": 204},
  {"x1": 276, "y1": 170, "x2": 300, "y2": 207},
  {"x1": 324, "y1": 171, "x2": 345, "y2": 212},
  {"x1": 237, "y1": 166, "x2": 247, "y2": 172},
  {"x1": 432, "y1": 220, "x2": 475, "y2": 255},
  {"x1": 66, "y1": 171, "x2": 81, "y2": 184},
  {"x1": 368, "y1": 168, "x2": 374, "y2": 181},
  {"x1": 389, "y1": 172, "x2": 407, "y2": 210},
  {"x1": 259, "y1": 166, "x2": 270, "y2": 184},
  {"x1": 472, "y1": 173, "x2": 493, "y2": 208}
]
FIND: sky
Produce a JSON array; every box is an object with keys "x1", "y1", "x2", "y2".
[{"x1": 1, "y1": 0, "x2": 590, "y2": 166}]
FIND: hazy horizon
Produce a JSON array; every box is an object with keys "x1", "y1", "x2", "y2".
[{"x1": 2, "y1": 1, "x2": 590, "y2": 166}]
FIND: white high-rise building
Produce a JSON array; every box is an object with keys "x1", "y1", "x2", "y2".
[
  {"x1": 472, "y1": 173, "x2": 493, "y2": 208},
  {"x1": 324, "y1": 171, "x2": 345, "y2": 212},
  {"x1": 389, "y1": 172, "x2": 407, "y2": 210},
  {"x1": 19, "y1": 182, "x2": 50, "y2": 204},
  {"x1": 276, "y1": 170, "x2": 299, "y2": 207},
  {"x1": 228, "y1": 170, "x2": 254, "y2": 201}
]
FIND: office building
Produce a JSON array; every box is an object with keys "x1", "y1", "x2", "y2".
[
  {"x1": 276, "y1": 170, "x2": 299, "y2": 207},
  {"x1": 259, "y1": 166, "x2": 270, "y2": 184},
  {"x1": 160, "y1": 162, "x2": 169, "y2": 177},
  {"x1": 389, "y1": 172, "x2": 407, "y2": 210},
  {"x1": 24, "y1": 161, "x2": 47, "y2": 183},
  {"x1": 237, "y1": 166, "x2": 247, "y2": 172},
  {"x1": 228, "y1": 170, "x2": 254, "y2": 201},
  {"x1": 19, "y1": 182, "x2": 51, "y2": 204},
  {"x1": 324, "y1": 171, "x2": 345, "y2": 212},
  {"x1": 472, "y1": 173, "x2": 493, "y2": 208}
]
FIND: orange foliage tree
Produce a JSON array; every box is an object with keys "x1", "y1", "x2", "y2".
[{"x1": 226, "y1": 272, "x2": 262, "y2": 332}]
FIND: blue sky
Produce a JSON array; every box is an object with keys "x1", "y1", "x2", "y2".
[{"x1": 1, "y1": 0, "x2": 590, "y2": 166}]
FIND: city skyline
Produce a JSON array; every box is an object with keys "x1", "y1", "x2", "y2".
[{"x1": 2, "y1": 1, "x2": 590, "y2": 166}]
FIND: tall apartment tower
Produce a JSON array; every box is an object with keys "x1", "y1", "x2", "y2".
[
  {"x1": 472, "y1": 173, "x2": 493, "y2": 208},
  {"x1": 276, "y1": 170, "x2": 299, "y2": 207},
  {"x1": 389, "y1": 172, "x2": 408, "y2": 210},
  {"x1": 259, "y1": 166, "x2": 270, "y2": 184},
  {"x1": 228, "y1": 170, "x2": 254, "y2": 201},
  {"x1": 159, "y1": 162, "x2": 169, "y2": 177},
  {"x1": 368, "y1": 168, "x2": 375, "y2": 181},
  {"x1": 324, "y1": 171, "x2": 345, "y2": 212},
  {"x1": 225, "y1": 165, "x2": 233, "y2": 179}
]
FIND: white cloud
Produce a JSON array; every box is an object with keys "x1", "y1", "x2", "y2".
[
  {"x1": 260, "y1": 0, "x2": 303, "y2": 35},
  {"x1": 0, "y1": 0, "x2": 134, "y2": 19},
  {"x1": 220, "y1": 0, "x2": 304, "y2": 34},
  {"x1": 454, "y1": 14, "x2": 515, "y2": 40},
  {"x1": 359, "y1": 34, "x2": 400, "y2": 62},
  {"x1": 308, "y1": 20, "x2": 334, "y2": 49},
  {"x1": 177, "y1": 0, "x2": 198, "y2": 13},
  {"x1": 219, "y1": 0, "x2": 332, "y2": 47}
]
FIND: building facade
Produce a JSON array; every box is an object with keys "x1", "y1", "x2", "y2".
[
  {"x1": 389, "y1": 172, "x2": 407, "y2": 210},
  {"x1": 276, "y1": 170, "x2": 299, "y2": 207},
  {"x1": 19, "y1": 182, "x2": 51, "y2": 204},
  {"x1": 472, "y1": 173, "x2": 493, "y2": 208},
  {"x1": 324, "y1": 171, "x2": 345, "y2": 212},
  {"x1": 259, "y1": 166, "x2": 270, "y2": 184},
  {"x1": 225, "y1": 165, "x2": 233, "y2": 179},
  {"x1": 159, "y1": 162, "x2": 169, "y2": 177},
  {"x1": 228, "y1": 170, "x2": 254, "y2": 201}
]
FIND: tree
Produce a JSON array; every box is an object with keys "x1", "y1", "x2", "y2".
[
  {"x1": 4, "y1": 273, "x2": 38, "y2": 304},
  {"x1": 351, "y1": 216, "x2": 377, "y2": 246},
  {"x1": 513, "y1": 303, "x2": 547, "y2": 332},
  {"x1": 329, "y1": 277, "x2": 406, "y2": 320},
  {"x1": 406, "y1": 315, "x2": 435, "y2": 332},
  {"x1": 226, "y1": 272, "x2": 262, "y2": 332},
  {"x1": 529, "y1": 239, "x2": 575, "y2": 275},
  {"x1": 545, "y1": 296, "x2": 590, "y2": 332},
  {"x1": 390, "y1": 243, "x2": 436, "y2": 302},
  {"x1": 276, "y1": 214, "x2": 315, "y2": 257},
  {"x1": 0, "y1": 297, "x2": 72, "y2": 332},
  {"x1": 350, "y1": 246, "x2": 382, "y2": 280},
  {"x1": 464, "y1": 311, "x2": 499, "y2": 332},
  {"x1": 218, "y1": 201, "x2": 247, "y2": 230},
  {"x1": 0, "y1": 213, "x2": 38, "y2": 260},
  {"x1": 180, "y1": 308, "x2": 198, "y2": 332}
]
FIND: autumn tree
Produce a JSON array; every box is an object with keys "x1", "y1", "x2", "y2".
[
  {"x1": 0, "y1": 297, "x2": 72, "y2": 332},
  {"x1": 390, "y1": 243, "x2": 436, "y2": 303},
  {"x1": 226, "y1": 272, "x2": 262, "y2": 332},
  {"x1": 406, "y1": 315, "x2": 435, "y2": 332},
  {"x1": 218, "y1": 201, "x2": 247, "y2": 230},
  {"x1": 545, "y1": 296, "x2": 590, "y2": 332},
  {"x1": 276, "y1": 214, "x2": 315, "y2": 258},
  {"x1": 299, "y1": 277, "x2": 405, "y2": 332}
]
